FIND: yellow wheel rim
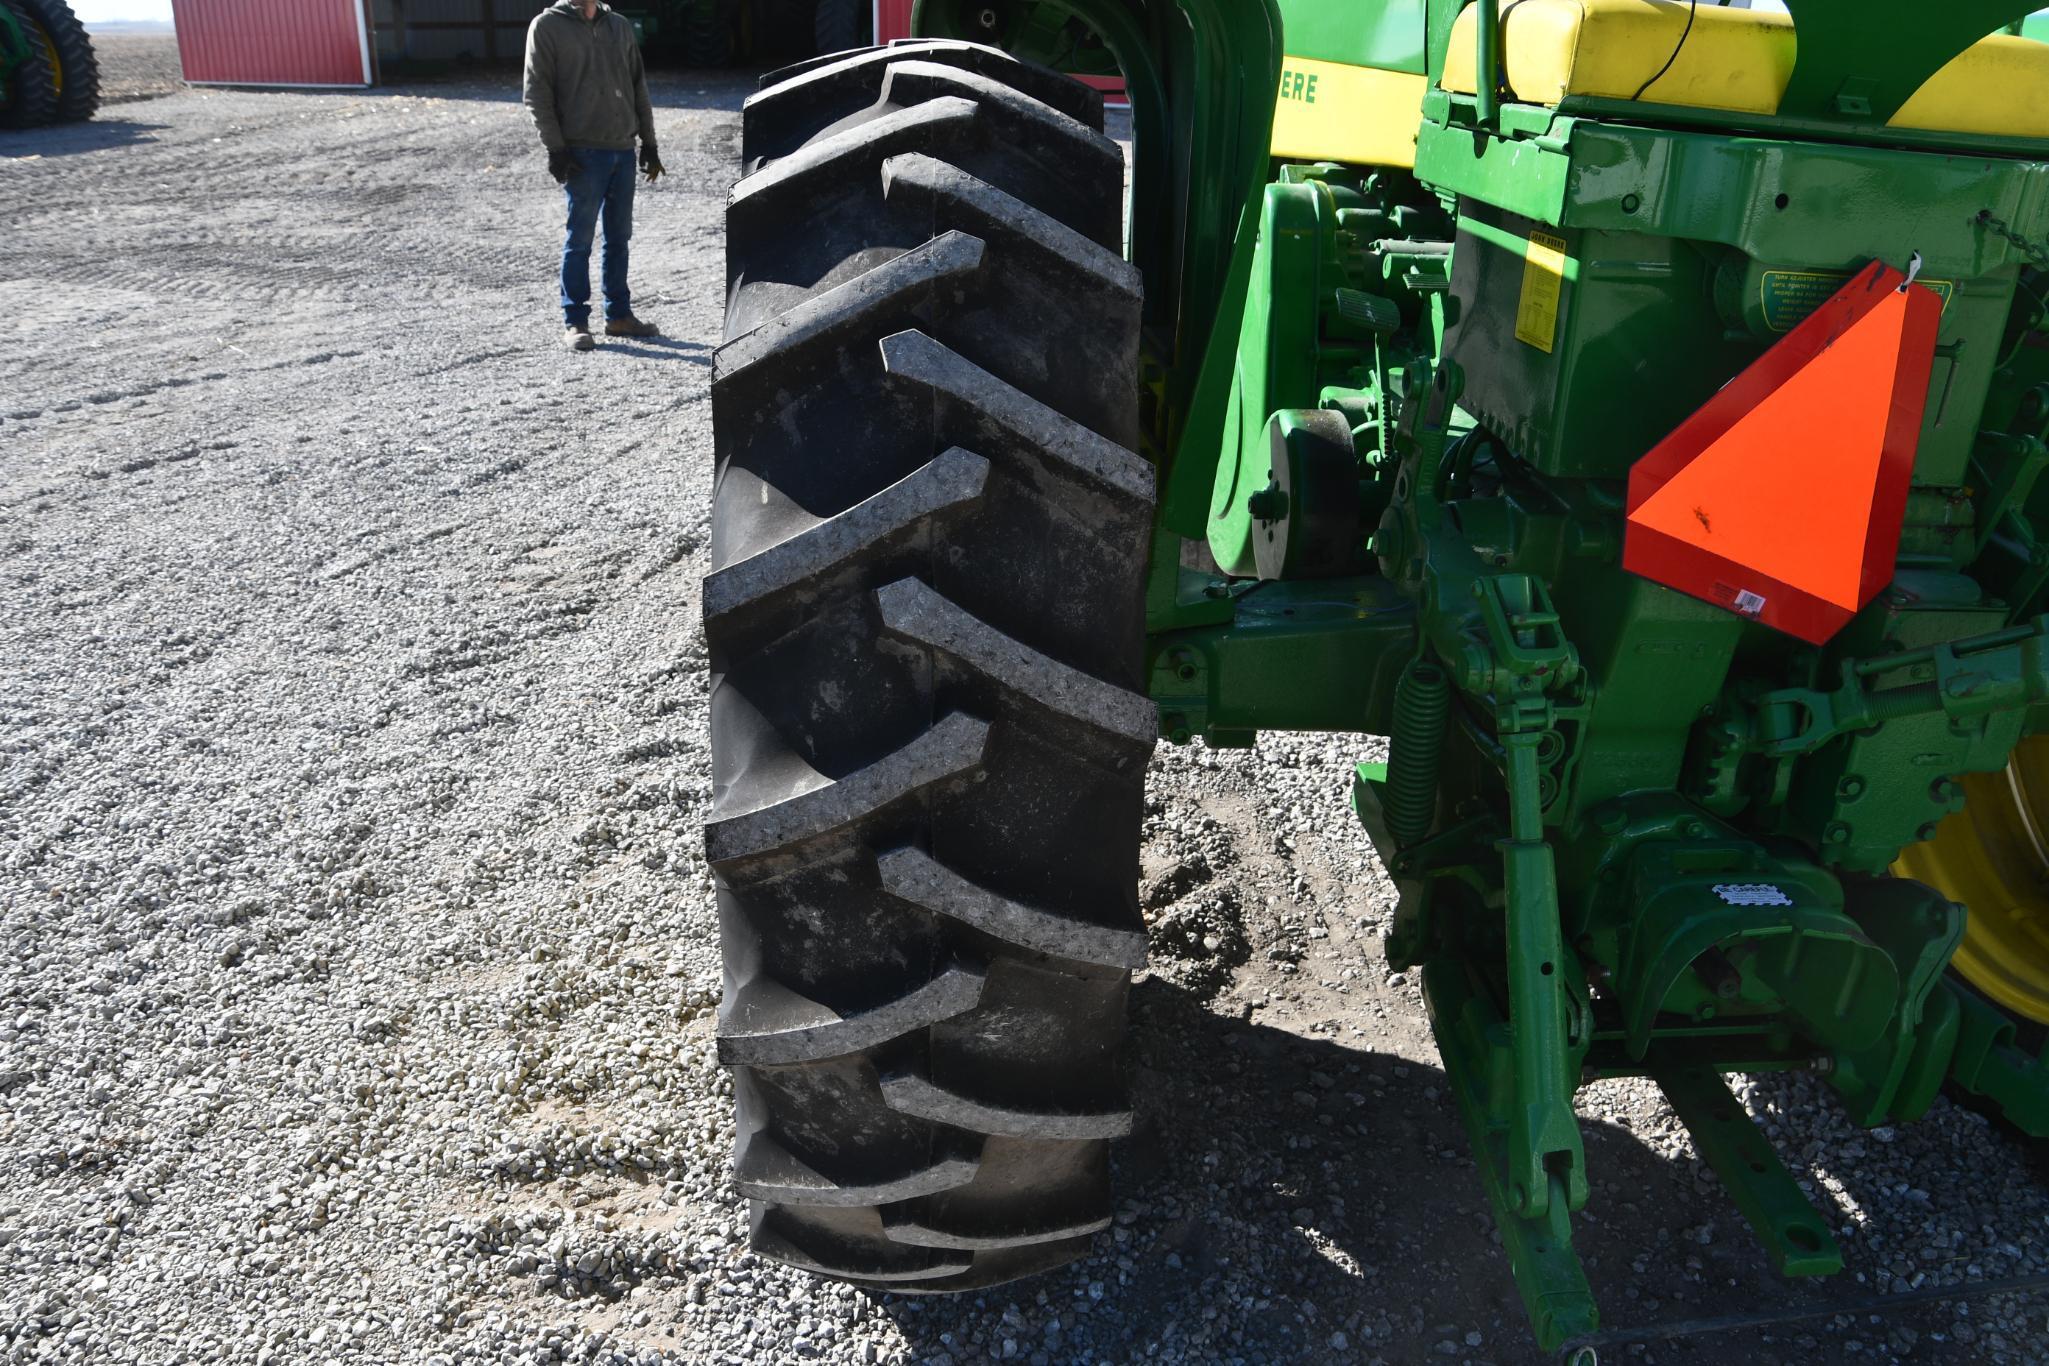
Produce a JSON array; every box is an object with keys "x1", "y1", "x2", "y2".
[
  {"x1": 27, "y1": 18, "x2": 59, "y2": 98},
  {"x1": 1894, "y1": 736, "x2": 2049, "y2": 1026}
]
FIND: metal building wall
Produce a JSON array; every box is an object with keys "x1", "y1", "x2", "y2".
[
  {"x1": 873, "y1": 0, "x2": 905, "y2": 44},
  {"x1": 370, "y1": 0, "x2": 551, "y2": 68},
  {"x1": 171, "y1": 0, "x2": 377, "y2": 87}
]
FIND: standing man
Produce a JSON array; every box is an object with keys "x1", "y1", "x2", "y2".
[{"x1": 523, "y1": 0, "x2": 666, "y2": 352}]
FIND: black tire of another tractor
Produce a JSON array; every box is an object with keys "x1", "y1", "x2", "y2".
[
  {"x1": 16, "y1": 0, "x2": 94, "y2": 122},
  {"x1": 0, "y1": 0, "x2": 58, "y2": 130},
  {"x1": 706, "y1": 42, "x2": 1151, "y2": 1289},
  {"x1": 681, "y1": 0, "x2": 734, "y2": 68},
  {"x1": 811, "y1": 0, "x2": 870, "y2": 59}
]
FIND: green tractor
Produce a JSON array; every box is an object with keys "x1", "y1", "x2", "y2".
[
  {"x1": 0, "y1": 0, "x2": 97, "y2": 129},
  {"x1": 702, "y1": 0, "x2": 2049, "y2": 1349}
]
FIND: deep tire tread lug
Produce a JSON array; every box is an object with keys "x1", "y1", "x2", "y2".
[
  {"x1": 704, "y1": 711, "x2": 990, "y2": 870},
  {"x1": 880, "y1": 1068, "x2": 1135, "y2": 1140},
  {"x1": 711, "y1": 44, "x2": 1137, "y2": 1293},
  {"x1": 875, "y1": 577, "x2": 1156, "y2": 745},
  {"x1": 704, "y1": 448, "x2": 992, "y2": 622},
  {"x1": 715, "y1": 230, "x2": 986, "y2": 383},
  {"x1": 732, "y1": 1120, "x2": 981, "y2": 1207},
  {"x1": 882, "y1": 152, "x2": 1138, "y2": 298},
  {"x1": 875, "y1": 846, "x2": 1147, "y2": 969},
  {"x1": 878, "y1": 329, "x2": 1153, "y2": 504},
  {"x1": 717, "y1": 962, "x2": 986, "y2": 1066}
]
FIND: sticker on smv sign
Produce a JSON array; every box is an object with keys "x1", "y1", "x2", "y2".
[{"x1": 1713, "y1": 883, "x2": 1793, "y2": 907}]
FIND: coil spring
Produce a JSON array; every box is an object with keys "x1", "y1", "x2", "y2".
[{"x1": 1385, "y1": 657, "x2": 1449, "y2": 849}]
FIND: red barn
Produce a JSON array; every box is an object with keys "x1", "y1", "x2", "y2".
[{"x1": 171, "y1": 0, "x2": 377, "y2": 87}]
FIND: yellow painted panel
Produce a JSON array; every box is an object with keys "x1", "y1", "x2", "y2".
[
  {"x1": 1441, "y1": 1, "x2": 1791, "y2": 114},
  {"x1": 1272, "y1": 58, "x2": 1429, "y2": 168},
  {"x1": 1515, "y1": 229, "x2": 1568, "y2": 353},
  {"x1": 1895, "y1": 37, "x2": 2049, "y2": 139},
  {"x1": 1438, "y1": 0, "x2": 2049, "y2": 140}
]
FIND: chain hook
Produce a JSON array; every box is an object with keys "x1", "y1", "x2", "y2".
[
  {"x1": 1899, "y1": 250, "x2": 1924, "y2": 292},
  {"x1": 1977, "y1": 207, "x2": 2049, "y2": 269}
]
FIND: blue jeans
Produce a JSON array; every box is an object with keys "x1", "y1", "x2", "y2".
[{"x1": 559, "y1": 147, "x2": 636, "y2": 328}]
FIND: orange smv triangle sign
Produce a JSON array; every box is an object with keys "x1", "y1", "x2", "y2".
[{"x1": 1623, "y1": 260, "x2": 1942, "y2": 645}]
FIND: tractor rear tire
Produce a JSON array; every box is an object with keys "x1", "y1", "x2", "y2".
[
  {"x1": 1896, "y1": 741, "x2": 2049, "y2": 1045},
  {"x1": 0, "y1": 0, "x2": 58, "y2": 130},
  {"x1": 16, "y1": 0, "x2": 94, "y2": 123},
  {"x1": 706, "y1": 42, "x2": 1152, "y2": 1290}
]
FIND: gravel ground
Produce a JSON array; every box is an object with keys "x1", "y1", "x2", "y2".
[
  {"x1": 2, "y1": 60, "x2": 2048, "y2": 1366},
  {"x1": 86, "y1": 34, "x2": 184, "y2": 106}
]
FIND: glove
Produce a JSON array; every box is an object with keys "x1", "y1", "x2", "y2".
[
  {"x1": 639, "y1": 145, "x2": 665, "y2": 183},
  {"x1": 547, "y1": 149, "x2": 580, "y2": 184}
]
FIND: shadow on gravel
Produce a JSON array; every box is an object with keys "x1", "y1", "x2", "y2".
[
  {"x1": 860, "y1": 976, "x2": 1604, "y2": 1362},
  {"x1": 0, "y1": 118, "x2": 166, "y2": 158},
  {"x1": 601, "y1": 338, "x2": 711, "y2": 365},
  {"x1": 870, "y1": 976, "x2": 2035, "y2": 1364}
]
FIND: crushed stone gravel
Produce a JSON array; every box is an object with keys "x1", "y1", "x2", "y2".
[{"x1": 2, "y1": 60, "x2": 2047, "y2": 1366}]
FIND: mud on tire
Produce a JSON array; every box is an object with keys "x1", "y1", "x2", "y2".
[{"x1": 705, "y1": 41, "x2": 1153, "y2": 1288}]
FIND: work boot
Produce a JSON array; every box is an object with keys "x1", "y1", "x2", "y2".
[
  {"x1": 604, "y1": 315, "x2": 660, "y2": 338},
  {"x1": 563, "y1": 324, "x2": 595, "y2": 352}
]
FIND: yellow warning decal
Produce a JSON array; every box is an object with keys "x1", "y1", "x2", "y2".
[
  {"x1": 1515, "y1": 230, "x2": 1569, "y2": 353},
  {"x1": 1759, "y1": 270, "x2": 1953, "y2": 332},
  {"x1": 1270, "y1": 58, "x2": 1429, "y2": 169}
]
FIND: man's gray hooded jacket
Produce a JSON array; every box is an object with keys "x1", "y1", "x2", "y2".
[{"x1": 523, "y1": 1, "x2": 657, "y2": 154}]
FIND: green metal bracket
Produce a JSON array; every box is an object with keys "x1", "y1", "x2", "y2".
[
  {"x1": 1747, "y1": 617, "x2": 2049, "y2": 758},
  {"x1": 1207, "y1": 177, "x2": 1357, "y2": 576},
  {"x1": 1147, "y1": 576, "x2": 1414, "y2": 744},
  {"x1": 1653, "y1": 1068, "x2": 1843, "y2": 1278},
  {"x1": 1827, "y1": 877, "x2": 1968, "y2": 1125},
  {"x1": 1675, "y1": 616, "x2": 2049, "y2": 870},
  {"x1": 1970, "y1": 386, "x2": 2049, "y2": 561},
  {"x1": 1423, "y1": 955, "x2": 1596, "y2": 1353},
  {"x1": 1498, "y1": 730, "x2": 1586, "y2": 1221},
  {"x1": 1945, "y1": 980, "x2": 2049, "y2": 1135},
  {"x1": 1142, "y1": 525, "x2": 1235, "y2": 635}
]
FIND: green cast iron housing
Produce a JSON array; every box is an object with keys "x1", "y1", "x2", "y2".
[{"x1": 912, "y1": 0, "x2": 2049, "y2": 1350}]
